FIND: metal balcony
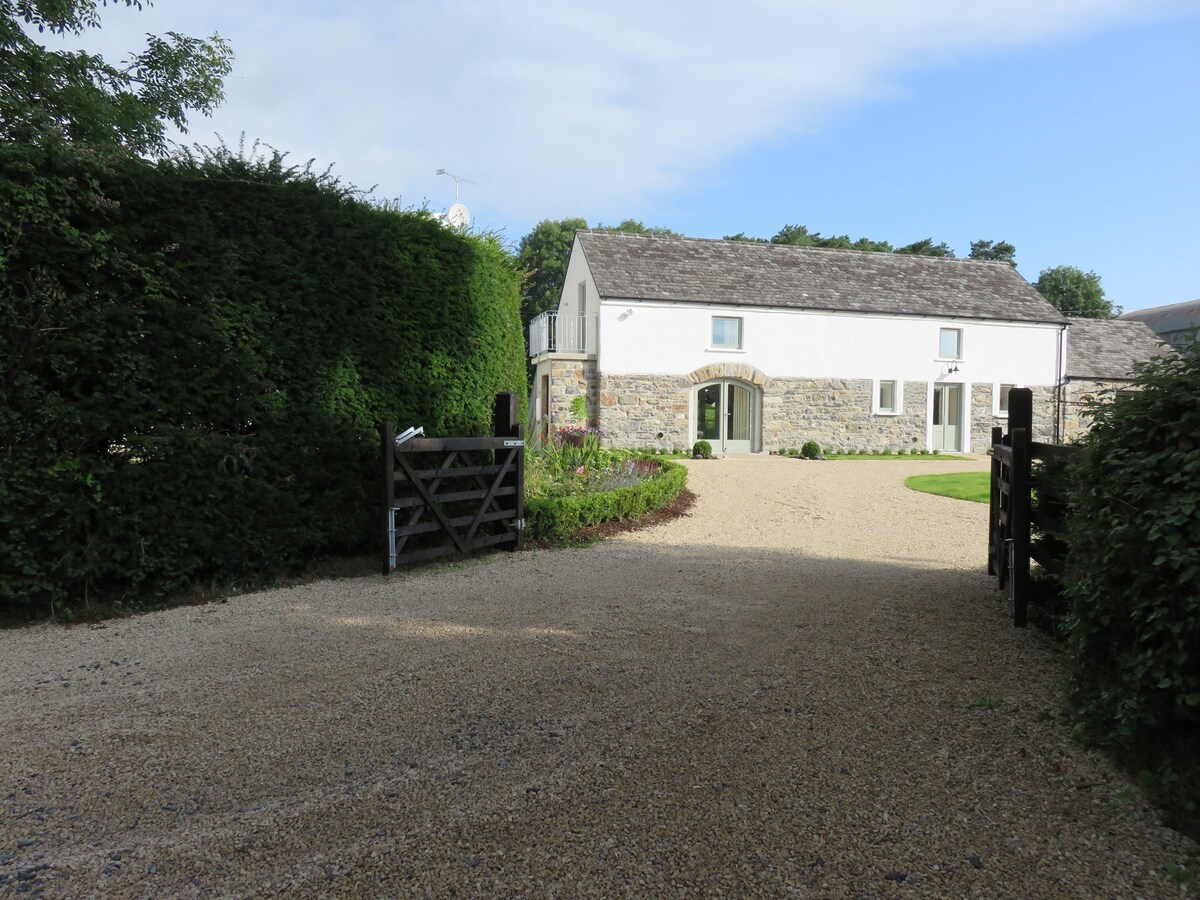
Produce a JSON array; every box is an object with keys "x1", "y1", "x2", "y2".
[{"x1": 529, "y1": 312, "x2": 597, "y2": 357}]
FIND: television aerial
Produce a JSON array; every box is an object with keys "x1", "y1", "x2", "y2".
[{"x1": 436, "y1": 168, "x2": 473, "y2": 229}]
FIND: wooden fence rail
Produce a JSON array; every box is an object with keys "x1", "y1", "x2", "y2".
[
  {"x1": 381, "y1": 393, "x2": 525, "y2": 574},
  {"x1": 988, "y1": 388, "x2": 1080, "y2": 627}
]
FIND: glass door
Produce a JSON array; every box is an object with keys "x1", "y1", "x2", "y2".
[
  {"x1": 695, "y1": 380, "x2": 753, "y2": 452},
  {"x1": 933, "y1": 383, "x2": 962, "y2": 452}
]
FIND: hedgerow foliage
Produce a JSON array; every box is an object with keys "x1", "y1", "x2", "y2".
[
  {"x1": 1, "y1": 138, "x2": 526, "y2": 615},
  {"x1": 1063, "y1": 344, "x2": 1200, "y2": 826}
]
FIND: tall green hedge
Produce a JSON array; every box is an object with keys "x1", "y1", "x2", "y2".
[
  {"x1": 1, "y1": 140, "x2": 526, "y2": 615},
  {"x1": 1063, "y1": 344, "x2": 1200, "y2": 830}
]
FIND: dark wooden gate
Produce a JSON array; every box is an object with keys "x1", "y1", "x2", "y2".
[
  {"x1": 988, "y1": 388, "x2": 1079, "y2": 627},
  {"x1": 381, "y1": 394, "x2": 525, "y2": 573}
]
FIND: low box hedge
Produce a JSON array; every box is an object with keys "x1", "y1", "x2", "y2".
[{"x1": 526, "y1": 460, "x2": 687, "y2": 544}]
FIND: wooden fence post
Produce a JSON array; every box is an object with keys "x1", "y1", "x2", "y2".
[
  {"x1": 988, "y1": 425, "x2": 1002, "y2": 576},
  {"x1": 1007, "y1": 388, "x2": 1034, "y2": 626},
  {"x1": 380, "y1": 420, "x2": 395, "y2": 575},
  {"x1": 1010, "y1": 426, "x2": 1031, "y2": 627},
  {"x1": 493, "y1": 393, "x2": 525, "y2": 551}
]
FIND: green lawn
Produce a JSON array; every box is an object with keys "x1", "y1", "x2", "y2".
[{"x1": 904, "y1": 471, "x2": 990, "y2": 503}]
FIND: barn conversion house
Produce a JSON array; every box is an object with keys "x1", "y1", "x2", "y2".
[{"x1": 529, "y1": 232, "x2": 1159, "y2": 454}]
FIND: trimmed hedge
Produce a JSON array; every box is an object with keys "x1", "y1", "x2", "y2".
[
  {"x1": 1, "y1": 140, "x2": 526, "y2": 615},
  {"x1": 526, "y1": 460, "x2": 687, "y2": 544}
]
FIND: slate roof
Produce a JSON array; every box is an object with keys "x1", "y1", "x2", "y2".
[
  {"x1": 577, "y1": 232, "x2": 1065, "y2": 324},
  {"x1": 1065, "y1": 317, "x2": 1170, "y2": 380},
  {"x1": 1119, "y1": 298, "x2": 1200, "y2": 335}
]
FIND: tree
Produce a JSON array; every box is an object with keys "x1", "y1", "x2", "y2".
[
  {"x1": 1, "y1": 0, "x2": 233, "y2": 154},
  {"x1": 770, "y1": 224, "x2": 891, "y2": 252},
  {"x1": 1035, "y1": 265, "x2": 1120, "y2": 318},
  {"x1": 596, "y1": 219, "x2": 680, "y2": 238},
  {"x1": 968, "y1": 239, "x2": 1017, "y2": 267},
  {"x1": 722, "y1": 232, "x2": 767, "y2": 243},
  {"x1": 894, "y1": 237, "x2": 955, "y2": 258}
]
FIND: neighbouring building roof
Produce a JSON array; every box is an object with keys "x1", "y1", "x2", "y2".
[
  {"x1": 1119, "y1": 298, "x2": 1200, "y2": 345},
  {"x1": 1065, "y1": 317, "x2": 1170, "y2": 380},
  {"x1": 576, "y1": 231, "x2": 1065, "y2": 324}
]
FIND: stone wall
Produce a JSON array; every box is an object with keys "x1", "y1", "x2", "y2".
[
  {"x1": 969, "y1": 384, "x2": 1057, "y2": 451},
  {"x1": 545, "y1": 356, "x2": 598, "y2": 428},
  {"x1": 764, "y1": 377, "x2": 930, "y2": 453},
  {"x1": 591, "y1": 370, "x2": 1061, "y2": 453},
  {"x1": 1060, "y1": 379, "x2": 1133, "y2": 443},
  {"x1": 598, "y1": 373, "x2": 692, "y2": 450}
]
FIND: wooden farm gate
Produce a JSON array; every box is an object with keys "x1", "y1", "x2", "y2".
[
  {"x1": 988, "y1": 388, "x2": 1080, "y2": 627},
  {"x1": 381, "y1": 394, "x2": 524, "y2": 573}
]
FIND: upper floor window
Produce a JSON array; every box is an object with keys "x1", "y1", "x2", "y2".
[
  {"x1": 712, "y1": 316, "x2": 743, "y2": 349},
  {"x1": 939, "y1": 327, "x2": 963, "y2": 360}
]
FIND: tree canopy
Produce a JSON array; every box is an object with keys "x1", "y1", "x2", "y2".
[
  {"x1": 968, "y1": 239, "x2": 1017, "y2": 267},
  {"x1": 1, "y1": 0, "x2": 233, "y2": 153},
  {"x1": 894, "y1": 237, "x2": 955, "y2": 258},
  {"x1": 769, "y1": 224, "x2": 893, "y2": 252},
  {"x1": 1035, "y1": 265, "x2": 1120, "y2": 318}
]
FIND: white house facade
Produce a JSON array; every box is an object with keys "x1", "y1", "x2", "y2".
[{"x1": 531, "y1": 232, "x2": 1069, "y2": 453}]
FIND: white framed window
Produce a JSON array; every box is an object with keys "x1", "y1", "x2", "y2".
[
  {"x1": 874, "y1": 379, "x2": 902, "y2": 415},
  {"x1": 995, "y1": 383, "x2": 1015, "y2": 417},
  {"x1": 938, "y1": 327, "x2": 963, "y2": 360},
  {"x1": 577, "y1": 281, "x2": 587, "y2": 314},
  {"x1": 711, "y1": 316, "x2": 743, "y2": 350}
]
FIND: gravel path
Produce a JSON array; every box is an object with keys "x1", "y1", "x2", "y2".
[{"x1": 2, "y1": 456, "x2": 1194, "y2": 897}]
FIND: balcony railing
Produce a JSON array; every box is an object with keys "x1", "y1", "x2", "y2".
[{"x1": 529, "y1": 312, "x2": 597, "y2": 357}]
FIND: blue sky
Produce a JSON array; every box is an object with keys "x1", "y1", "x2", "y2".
[{"x1": 51, "y1": 0, "x2": 1200, "y2": 311}]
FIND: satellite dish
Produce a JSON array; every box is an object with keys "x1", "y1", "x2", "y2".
[{"x1": 447, "y1": 202, "x2": 470, "y2": 229}]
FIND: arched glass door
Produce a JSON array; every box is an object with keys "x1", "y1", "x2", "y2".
[{"x1": 695, "y1": 380, "x2": 754, "y2": 452}]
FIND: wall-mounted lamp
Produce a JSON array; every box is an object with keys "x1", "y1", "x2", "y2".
[{"x1": 947, "y1": 363, "x2": 960, "y2": 375}]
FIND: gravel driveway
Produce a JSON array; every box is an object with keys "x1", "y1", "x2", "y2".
[{"x1": 2, "y1": 456, "x2": 1194, "y2": 897}]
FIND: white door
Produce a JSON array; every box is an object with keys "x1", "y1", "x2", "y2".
[{"x1": 933, "y1": 383, "x2": 962, "y2": 452}]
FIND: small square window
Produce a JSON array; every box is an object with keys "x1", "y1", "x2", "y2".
[
  {"x1": 997, "y1": 384, "x2": 1014, "y2": 415},
  {"x1": 712, "y1": 316, "x2": 742, "y2": 349},
  {"x1": 879, "y1": 380, "x2": 896, "y2": 413},
  {"x1": 875, "y1": 379, "x2": 901, "y2": 415},
  {"x1": 939, "y1": 328, "x2": 962, "y2": 360}
]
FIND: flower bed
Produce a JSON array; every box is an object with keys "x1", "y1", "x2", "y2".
[{"x1": 525, "y1": 428, "x2": 688, "y2": 543}]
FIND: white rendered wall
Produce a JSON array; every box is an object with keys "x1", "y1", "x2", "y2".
[
  {"x1": 555, "y1": 235, "x2": 600, "y2": 322},
  {"x1": 597, "y1": 300, "x2": 1062, "y2": 387}
]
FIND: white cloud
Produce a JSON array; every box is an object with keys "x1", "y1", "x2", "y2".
[{"x1": 38, "y1": 0, "x2": 1191, "y2": 230}]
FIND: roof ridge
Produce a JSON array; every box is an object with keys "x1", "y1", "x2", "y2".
[{"x1": 580, "y1": 230, "x2": 1013, "y2": 267}]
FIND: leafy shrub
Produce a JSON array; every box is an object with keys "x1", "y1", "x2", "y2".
[
  {"x1": 897, "y1": 448, "x2": 907, "y2": 455},
  {"x1": 881, "y1": 448, "x2": 893, "y2": 456},
  {"x1": 526, "y1": 460, "x2": 687, "y2": 544},
  {"x1": 569, "y1": 394, "x2": 588, "y2": 424},
  {"x1": 692, "y1": 440, "x2": 713, "y2": 459},
  {"x1": 1062, "y1": 345, "x2": 1200, "y2": 833},
  {"x1": 801, "y1": 440, "x2": 821, "y2": 459}
]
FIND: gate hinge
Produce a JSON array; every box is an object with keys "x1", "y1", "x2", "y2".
[{"x1": 514, "y1": 518, "x2": 526, "y2": 531}]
